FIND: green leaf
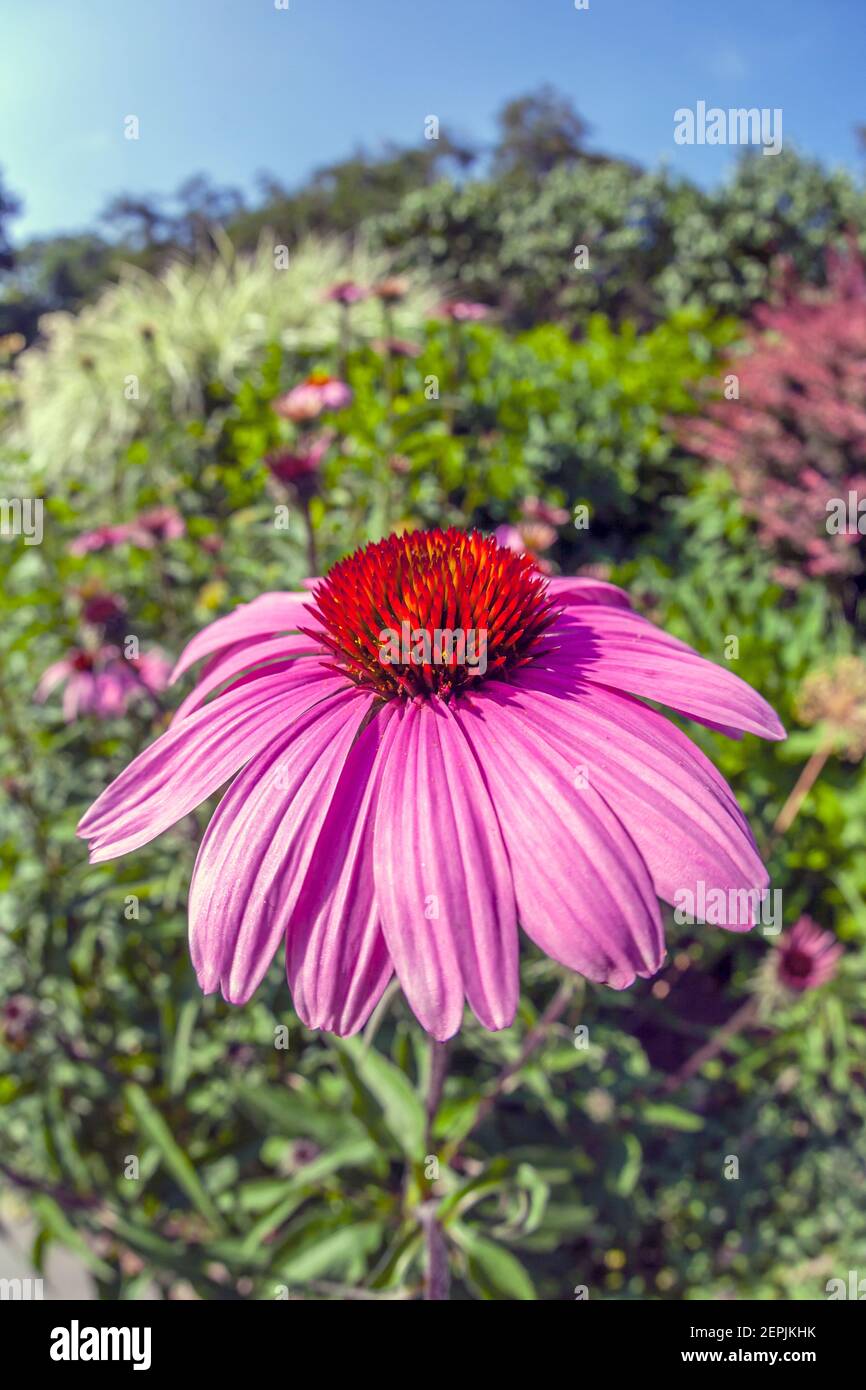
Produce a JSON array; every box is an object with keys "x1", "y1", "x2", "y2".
[
  {"x1": 451, "y1": 1223, "x2": 536, "y2": 1301},
  {"x1": 334, "y1": 1037, "x2": 426, "y2": 1158},
  {"x1": 124, "y1": 1082, "x2": 225, "y2": 1231},
  {"x1": 639, "y1": 1102, "x2": 704, "y2": 1133}
]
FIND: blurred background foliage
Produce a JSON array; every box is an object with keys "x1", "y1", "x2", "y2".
[{"x1": 1, "y1": 88, "x2": 865, "y2": 1301}]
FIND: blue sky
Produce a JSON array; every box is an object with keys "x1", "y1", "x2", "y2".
[{"x1": 2, "y1": 0, "x2": 863, "y2": 242}]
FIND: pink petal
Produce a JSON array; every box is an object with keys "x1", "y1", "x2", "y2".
[
  {"x1": 495, "y1": 668, "x2": 768, "y2": 920},
  {"x1": 454, "y1": 692, "x2": 664, "y2": 987},
  {"x1": 172, "y1": 639, "x2": 325, "y2": 723},
  {"x1": 189, "y1": 688, "x2": 373, "y2": 1004},
  {"x1": 547, "y1": 576, "x2": 633, "y2": 610},
  {"x1": 170, "y1": 592, "x2": 316, "y2": 683},
  {"x1": 286, "y1": 705, "x2": 398, "y2": 1034},
  {"x1": 77, "y1": 666, "x2": 344, "y2": 861},
  {"x1": 544, "y1": 610, "x2": 785, "y2": 741},
  {"x1": 373, "y1": 699, "x2": 519, "y2": 1040}
]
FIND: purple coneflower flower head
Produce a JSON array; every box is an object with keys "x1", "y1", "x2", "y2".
[
  {"x1": 373, "y1": 276, "x2": 410, "y2": 303},
  {"x1": 273, "y1": 373, "x2": 353, "y2": 423},
  {"x1": 133, "y1": 506, "x2": 186, "y2": 545},
  {"x1": 69, "y1": 525, "x2": 137, "y2": 556},
  {"x1": 776, "y1": 917, "x2": 843, "y2": 992},
  {"x1": 78, "y1": 528, "x2": 784, "y2": 1040},
  {"x1": 325, "y1": 281, "x2": 368, "y2": 305},
  {"x1": 374, "y1": 337, "x2": 422, "y2": 358},
  {"x1": 81, "y1": 591, "x2": 127, "y2": 628},
  {"x1": 265, "y1": 432, "x2": 333, "y2": 494},
  {"x1": 440, "y1": 300, "x2": 490, "y2": 322},
  {"x1": 521, "y1": 496, "x2": 571, "y2": 527},
  {"x1": 38, "y1": 645, "x2": 168, "y2": 722}
]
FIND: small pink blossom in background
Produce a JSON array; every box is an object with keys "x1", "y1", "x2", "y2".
[
  {"x1": 129, "y1": 649, "x2": 172, "y2": 696},
  {"x1": 325, "y1": 280, "x2": 368, "y2": 305},
  {"x1": 37, "y1": 644, "x2": 169, "y2": 722},
  {"x1": 374, "y1": 337, "x2": 422, "y2": 358},
  {"x1": 69, "y1": 525, "x2": 137, "y2": 556},
  {"x1": 440, "y1": 300, "x2": 490, "y2": 322},
  {"x1": 273, "y1": 373, "x2": 353, "y2": 423},
  {"x1": 776, "y1": 916, "x2": 843, "y2": 992},
  {"x1": 199, "y1": 534, "x2": 224, "y2": 556},
  {"x1": 80, "y1": 591, "x2": 127, "y2": 627},
  {"x1": 521, "y1": 495, "x2": 570, "y2": 527},
  {"x1": 134, "y1": 506, "x2": 186, "y2": 544},
  {"x1": 373, "y1": 276, "x2": 410, "y2": 303},
  {"x1": 79, "y1": 527, "x2": 784, "y2": 1041},
  {"x1": 493, "y1": 519, "x2": 557, "y2": 571},
  {"x1": 69, "y1": 507, "x2": 184, "y2": 555},
  {"x1": 265, "y1": 431, "x2": 333, "y2": 492}
]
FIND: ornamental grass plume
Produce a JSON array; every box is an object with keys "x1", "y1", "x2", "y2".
[{"x1": 78, "y1": 528, "x2": 784, "y2": 1040}]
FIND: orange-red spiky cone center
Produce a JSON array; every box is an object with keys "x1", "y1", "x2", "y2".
[{"x1": 307, "y1": 527, "x2": 556, "y2": 699}]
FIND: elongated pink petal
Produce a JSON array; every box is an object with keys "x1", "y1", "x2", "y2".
[
  {"x1": 373, "y1": 699, "x2": 519, "y2": 1040},
  {"x1": 454, "y1": 693, "x2": 664, "y2": 987},
  {"x1": 77, "y1": 666, "x2": 344, "y2": 861},
  {"x1": 547, "y1": 576, "x2": 632, "y2": 609},
  {"x1": 189, "y1": 689, "x2": 372, "y2": 1004},
  {"x1": 494, "y1": 668, "x2": 768, "y2": 918},
  {"x1": 172, "y1": 640, "x2": 325, "y2": 723},
  {"x1": 286, "y1": 705, "x2": 398, "y2": 1034},
  {"x1": 170, "y1": 592, "x2": 316, "y2": 683},
  {"x1": 545, "y1": 610, "x2": 786, "y2": 741}
]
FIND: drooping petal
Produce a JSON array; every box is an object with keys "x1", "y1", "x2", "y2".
[
  {"x1": 544, "y1": 609, "x2": 786, "y2": 741},
  {"x1": 172, "y1": 640, "x2": 325, "y2": 723},
  {"x1": 189, "y1": 688, "x2": 372, "y2": 1004},
  {"x1": 454, "y1": 692, "x2": 664, "y2": 987},
  {"x1": 373, "y1": 698, "x2": 519, "y2": 1040},
  {"x1": 547, "y1": 576, "x2": 632, "y2": 610},
  {"x1": 77, "y1": 665, "x2": 344, "y2": 860},
  {"x1": 491, "y1": 668, "x2": 768, "y2": 919},
  {"x1": 286, "y1": 705, "x2": 398, "y2": 1035},
  {"x1": 170, "y1": 592, "x2": 317, "y2": 683}
]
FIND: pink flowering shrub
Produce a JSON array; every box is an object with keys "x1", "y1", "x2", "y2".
[{"x1": 681, "y1": 246, "x2": 866, "y2": 589}]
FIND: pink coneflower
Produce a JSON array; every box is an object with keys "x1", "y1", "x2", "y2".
[
  {"x1": 134, "y1": 506, "x2": 186, "y2": 545},
  {"x1": 440, "y1": 300, "x2": 490, "y2": 322},
  {"x1": 374, "y1": 337, "x2": 422, "y2": 358},
  {"x1": 81, "y1": 591, "x2": 127, "y2": 628},
  {"x1": 521, "y1": 496, "x2": 571, "y2": 527},
  {"x1": 78, "y1": 528, "x2": 784, "y2": 1040},
  {"x1": 68, "y1": 525, "x2": 137, "y2": 556},
  {"x1": 38, "y1": 645, "x2": 169, "y2": 722},
  {"x1": 373, "y1": 276, "x2": 410, "y2": 303},
  {"x1": 493, "y1": 521, "x2": 556, "y2": 573},
  {"x1": 776, "y1": 917, "x2": 843, "y2": 992},
  {"x1": 273, "y1": 373, "x2": 353, "y2": 423},
  {"x1": 265, "y1": 432, "x2": 333, "y2": 493},
  {"x1": 325, "y1": 281, "x2": 368, "y2": 305}
]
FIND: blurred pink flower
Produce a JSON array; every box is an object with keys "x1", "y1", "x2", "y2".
[
  {"x1": 69, "y1": 525, "x2": 137, "y2": 556},
  {"x1": 134, "y1": 506, "x2": 186, "y2": 544},
  {"x1": 266, "y1": 432, "x2": 333, "y2": 491},
  {"x1": 440, "y1": 300, "x2": 490, "y2": 322},
  {"x1": 776, "y1": 916, "x2": 843, "y2": 992},
  {"x1": 37, "y1": 645, "x2": 169, "y2": 722},
  {"x1": 69, "y1": 507, "x2": 184, "y2": 555},
  {"x1": 521, "y1": 496, "x2": 570, "y2": 527},
  {"x1": 79, "y1": 527, "x2": 783, "y2": 1040},
  {"x1": 374, "y1": 337, "x2": 422, "y2": 358},
  {"x1": 274, "y1": 373, "x2": 353, "y2": 423},
  {"x1": 325, "y1": 281, "x2": 368, "y2": 305}
]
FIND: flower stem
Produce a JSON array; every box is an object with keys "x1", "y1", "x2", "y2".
[
  {"x1": 770, "y1": 740, "x2": 833, "y2": 841},
  {"x1": 663, "y1": 995, "x2": 759, "y2": 1092}
]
